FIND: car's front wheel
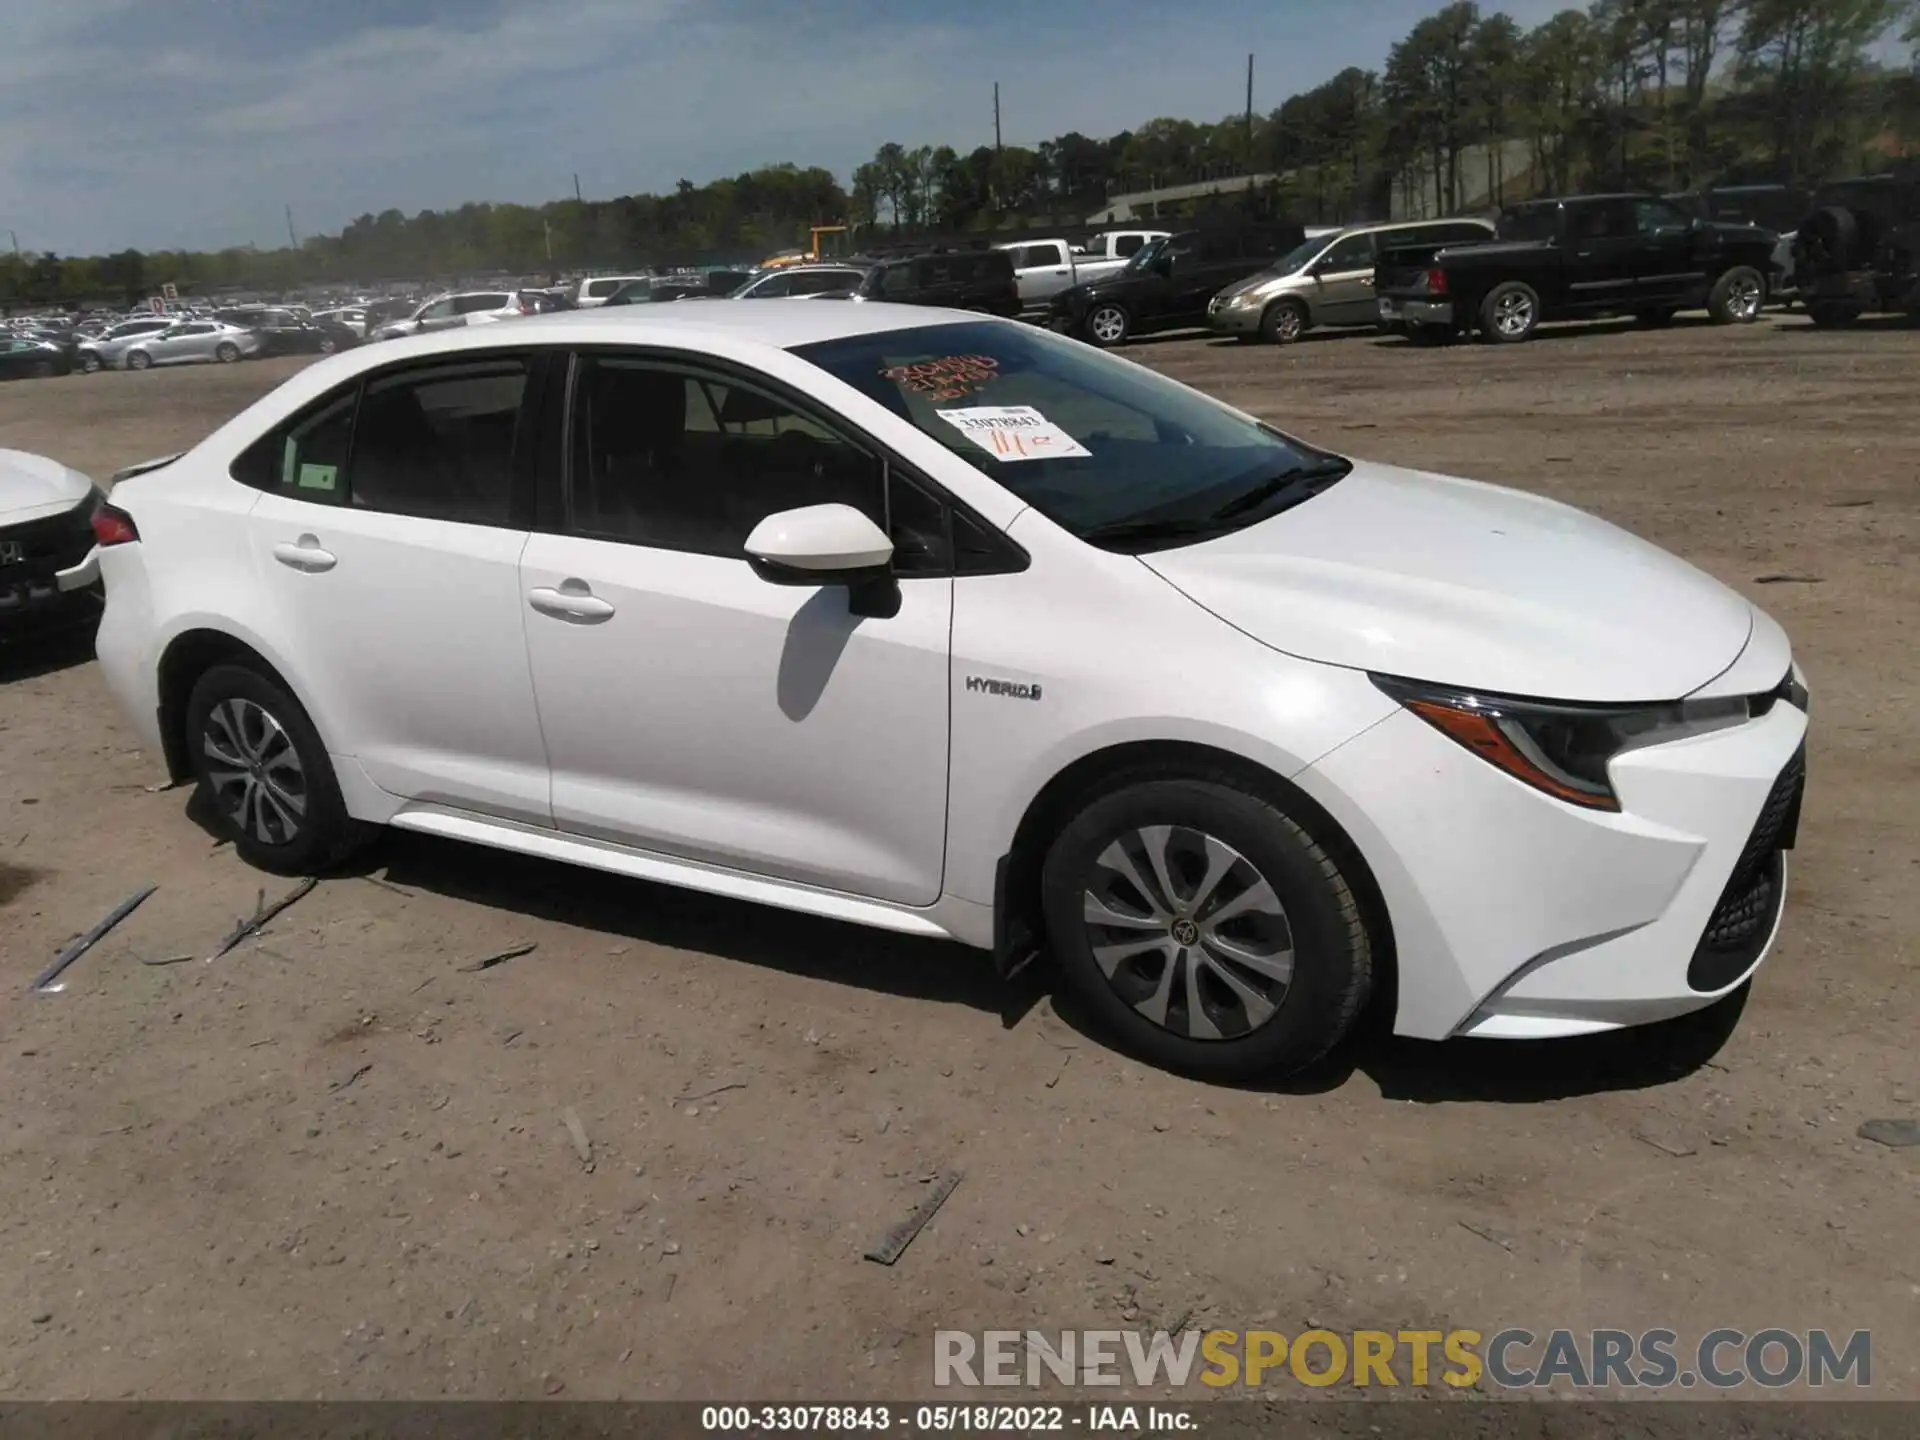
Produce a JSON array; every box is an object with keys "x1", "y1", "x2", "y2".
[
  {"x1": 185, "y1": 663, "x2": 368, "y2": 875},
  {"x1": 1082, "y1": 303, "x2": 1132, "y2": 347},
  {"x1": 126, "y1": 349, "x2": 151, "y2": 371},
  {"x1": 1041, "y1": 776, "x2": 1372, "y2": 1081},
  {"x1": 1261, "y1": 298, "x2": 1308, "y2": 344},
  {"x1": 215, "y1": 342, "x2": 240, "y2": 363},
  {"x1": 1707, "y1": 266, "x2": 1766, "y2": 324}
]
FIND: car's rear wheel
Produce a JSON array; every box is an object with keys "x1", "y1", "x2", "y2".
[
  {"x1": 1707, "y1": 266, "x2": 1766, "y2": 324},
  {"x1": 127, "y1": 350, "x2": 151, "y2": 371},
  {"x1": 1261, "y1": 298, "x2": 1308, "y2": 344},
  {"x1": 185, "y1": 663, "x2": 368, "y2": 875},
  {"x1": 1479, "y1": 281, "x2": 1540, "y2": 343},
  {"x1": 1040, "y1": 776, "x2": 1372, "y2": 1081},
  {"x1": 215, "y1": 342, "x2": 240, "y2": 363},
  {"x1": 1083, "y1": 303, "x2": 1132, "y2": 347}
]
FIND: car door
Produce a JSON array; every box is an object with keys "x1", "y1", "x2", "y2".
[
  {"x1": 151, "y1": 323, "x2": 207, "y2": 364},
  {"x1": 1631, "y1": 197, "x2": 1708, "y2": 304},
  {"x1": 1015, "y1": 242, "x2": 1071, "y2": 304},
  {"x1": 1303, "y1": 231, "x2": 1380, "y2": 325},
  {"x1": 240, "y1": 351, "x2": 554, "y2": 825},
  {"x1": 517, "y1": 350, "x2": 952, "y2": 906},
  {"x1": 1564, "y1": 200, "x2": 1641, "y2": 310},
  {"x1": 413, "y1": 298, "x2": 459, "y2": 333}
]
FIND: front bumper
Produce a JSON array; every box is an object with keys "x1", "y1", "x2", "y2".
[
  {"x1": 1206, "y1": 297, "x2": 1266, "y2": 335},
  {"x1": 1296, "y1": 687, "x2": 1809, "y2": 1041},
  {"x1": 1377, "y1": 296, "x2": 1454, "y2": 325}
]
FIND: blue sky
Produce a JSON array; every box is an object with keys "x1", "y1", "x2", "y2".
[{"x1": 2, "y1": 0, "x2": 1577, "y2": 256}]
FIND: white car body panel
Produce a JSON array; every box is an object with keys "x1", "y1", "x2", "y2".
[
  {"x1": 86, "y1": 302, "x2": 1805, "y2": 1051},
  {"x1": 0, "y1": 448, "x2": 94, "y2": 525},
  {"x1": 1141, "y1": 462, "x2": 1754, "y2": 702}
]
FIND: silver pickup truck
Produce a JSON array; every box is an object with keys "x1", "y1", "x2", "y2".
[{"x1": 997, "y1": 230, "x2": 1170, "y2": 308}]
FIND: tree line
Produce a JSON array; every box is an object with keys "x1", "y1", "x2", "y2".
[{"x1": 4, "y1": 0, "x2": 1915, "y2": 307}]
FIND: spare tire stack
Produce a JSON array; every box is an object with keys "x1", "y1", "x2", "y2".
[{"x1": 1792, "y1": 206, "x2": 1873, "y2": 327}]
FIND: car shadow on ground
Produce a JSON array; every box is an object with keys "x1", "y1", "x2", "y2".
[
  {"x1": 344, "y1": 830, "x2": 1740, "y2": 1104},
  {"x1": 0, "y1": 626, "x2": 98, "y2": 684}
]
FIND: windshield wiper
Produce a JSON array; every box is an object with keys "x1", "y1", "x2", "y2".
[
  {"x1": 1077, "y1": 516, "x2": 1231, "y2": 548},
  {"x1": 1206, "y1": 459, "x2": 1353, "y2": 523}
]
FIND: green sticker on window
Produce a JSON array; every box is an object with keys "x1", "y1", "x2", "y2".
[{"x1": 296, "y1": 463, "x2": 338, "y2": 492}]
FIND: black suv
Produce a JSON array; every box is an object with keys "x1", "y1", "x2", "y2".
[
  {"x1": 853, "y1": 249, "x2": 1020, "y2": 316},
  {"x1": 1791, "y1": 170, "x2": 1920, "y2": 326},
  {"x1": 1047, "y1": 225, "x2": 1306, "y2": 346},
  {"x1": 214, "y1": 307, "x2": 360, "y2": 355}
]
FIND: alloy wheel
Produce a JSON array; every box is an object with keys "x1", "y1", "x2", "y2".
[
  {"x1": 1493, "y1": 290, "x2": 1534, "y2": 337},
  {"x1": 1081, "y1": 825, "x2": 1294, "y2": 1040},
  {"x1": 1269, "y1": 304, "x2": 1303, "y2": 342},
  {"x1": 1088, "y1": 306, "x2": 1128, "y2": 345},
  {"x1": 202, "y1": 697, "x2": 308, "y2": 845},
  {"x1": 1726, "y1": 274, "x2": 1764, "y2": 320}
]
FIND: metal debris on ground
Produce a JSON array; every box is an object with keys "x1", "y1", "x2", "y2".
[
  {"x1": 329, "y1": 1063, "x2": 373, "y2": 1095},
  {"x1": 138, "y1": 953, "x2": 194, "y2": 968},
  {"x1": 1753, "y1": 574, "x2": 1824, "y2": 585},
  {"x1": 208, "y1": 877, "x2": 317, "y2": 960},
  {"x1": 457, "y1": 941, "x2": 536, "y2": 973},
  {"x1": 142, "y1": 780, "x2": 182, "y2": 794},
  {"x1": 562, "y1": 1107, "x2": 593, "y2": 1166},
  {"x1": 361, "y1": 874, "x2": 414, "y2": 898},
  {"x1": 32, "y1": 886, "x2": 158, "y2": 993},
  {"x1": 1857, "y1": 1118, "x2": 1920, "y2": 1148},
  {"x1": 864, "y1": 1169, "x2": 962, "y2": 1266},
  {"x1": 1632, "y1": 1128, "x2": 1699, "y2": 1158},
  {"x1": 673, "y1": 1081, "x2": 748, "y2": 1104}
]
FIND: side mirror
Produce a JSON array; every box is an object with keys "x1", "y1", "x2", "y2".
[{"x1": 745, "y1": 503, "x2": 899, "y2": 616}]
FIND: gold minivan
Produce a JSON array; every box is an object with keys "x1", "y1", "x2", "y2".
[{"x1": 1207, "y1": 217, "x2": 1494, "y2": 344}]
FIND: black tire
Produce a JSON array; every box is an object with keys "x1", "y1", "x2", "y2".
[
  {"x1": 1806, "y1": 301, "x2": 1862, "y2": 328},
  {"x1": 1260, "y1": 298, "x2": 1308, "y2": 345},
  {"x1": 1081, "y1": 302, "x2": 1132, "y2": 348},
  {"x1": 318, "y1": 336, "x2": 337, "y2": 354},
  {"x1": 1707, "y1": 265, "x2": 1766, "y2": 325},
  {"x1": 80, "y1": 352, "x2": 101, "y2": 374},
  {"x1": 215, "y1": 342, "x2": 240, "y2": 363},
  {"x1": 127, "y1": 349, "x2": 151, "y2": 371},
  {"x1": 1635, "y1": 307, "x2": 1678, "y2": 327},
  {"x1": 1040, "y1": 775, "x2": 1372, "y2": 1081},
  {"x1": 1794, "y1": 206, "x2": 1859, "y2": 278},
  {"x1": 1478, "y1": 280, "x2": 1540, "y2": 343},
  {"x1": 184, "y1": 663, "x2": 369, "y2": 876}
]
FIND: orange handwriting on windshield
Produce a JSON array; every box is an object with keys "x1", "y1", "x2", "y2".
[{"x1": 882, "y1": 354, "x2": 1000, "y2": 402}]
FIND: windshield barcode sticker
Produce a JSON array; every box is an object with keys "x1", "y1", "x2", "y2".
[{"x1": 935, "y1": 406, "x2": 1091, "y2": 462}]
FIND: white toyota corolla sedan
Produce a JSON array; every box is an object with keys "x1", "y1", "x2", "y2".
[{"x1": 86, "y1": 303, "x2": 1808, "y2": 1079}]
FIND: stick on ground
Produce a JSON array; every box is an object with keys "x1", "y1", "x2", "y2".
[
  {"x1": 33, "y1": 887, "x2": 157, "y2": 993},
  {"x1": 208, "y1": 877, "x2": 316, "y2": 961},
  {"x1": 864, "y1": 1170, "x2": 962, "y2": 1266}
]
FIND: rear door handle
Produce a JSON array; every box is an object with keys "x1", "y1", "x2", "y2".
[
  {"x1": 271, "y1": 537, "x2": 337, "y2": 573},
  {"x1": 528, "y1": 583, "x2": 615, "y2": 623}
]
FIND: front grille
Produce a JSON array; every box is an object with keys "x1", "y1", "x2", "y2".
[{"x1": 1686, "y1": 745, "x2": 1804, "y2": 991}]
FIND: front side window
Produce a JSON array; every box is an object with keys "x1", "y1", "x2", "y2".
[
  {"x1": 1634, "y1": 199, "x2": 1690, "y2": 235},
  {"x1": 1498, "y1": 206, "x2": 1559, "y2": 242},
  {"x1": 791, "y1": 320, "x2": 1348, "y2": 553},
  {"x1": 880, "y1": 265, "x2": 914, "y2": 298},
  {"x1": 1319, "y1": 233, "x2": 1376, "y2": 271},
  {"x1": 418, "y1": 298, "x2": 456, "y2": 320},
  {"x1": 566, "y1": 356, "x2": 883, "y2": 557}
]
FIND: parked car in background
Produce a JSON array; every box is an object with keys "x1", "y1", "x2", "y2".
[
  {"x1": 1209, "y1": 217, "x2": 1496, "y2": 344},
  {"x1": 214, "y1": 307, "x2": 359, "y2": 356},
  {"x1": 83, "y1": 304, "x2": 1807, "y2": 1081},
  {"x1": 574, "y1": 275, "x2": 652, "y2": 308},
  {"x1": 121, "y1": 320, "x2": 263, "y2": 370},
  {"x1": 1373, "y1": 193, "x2": 1778, "y2": 343},
  {"x1": 0, "y1": 337, "x2": 72, "y2": 380},
  {"x1": 1791, "y1": 170, "x2": 1920, "y2": 327},
  {"x1": 521, "y1": 289, "x2": 576, "y2": 314},
  {"x1": 852, "y1": 250, "x2": 1020, "y2": 316},
  {"x1": 314, "y1": 307, "x2": 373, "y2": 339},
  {"x1": 370, "y1": 291, "x2": 529, "y2": 340},
  {"x1": 1048, "y1": 225, "x2": 1306, "y2": 346},
  {"x1": 0, "y1": 448, "x2": 102, "y2": 641},
  {"x1": 997, "y1": 230, "x2": 1170, "y2": 308},
  {"x1": 724, "y1": 265, "x2": 869, "y2": 300},
  {"x1": 74, "y1": 317, "x2": 179, "y2": 373},
  {"x1": 1665, "y1": 185, "x2": 1810, "y2": 304}
]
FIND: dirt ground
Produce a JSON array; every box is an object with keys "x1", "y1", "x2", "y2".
[{"x1": 1, "y1": 315, "x2": 1915, "y2": 1404}]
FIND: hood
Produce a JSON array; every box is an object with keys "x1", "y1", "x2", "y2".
[
  {"x1": 0, "y1": 448, "x2": 97, "y2": 525},
  {"x1": 1140, "y1": 461, "x2": 1755, "y2": 703}
]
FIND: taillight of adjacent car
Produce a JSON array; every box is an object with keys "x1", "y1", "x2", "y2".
[
  {"x1": 91, "y1": 502, "x2": 140, "y2": 547},
  {"x1": 1425, "y1": 267, "x2": 1449, "y2": 296}
]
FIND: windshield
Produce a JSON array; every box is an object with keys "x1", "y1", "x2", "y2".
[
  {"x1": 791, "y1": 321, "x2": 1349, "y2": 552},
  {"x1": 1120, "y1": 236, "x2": 1172, "y2": 275},
  {"x1": 1252, "y1": 237, "x2": 1329, "y2": 281}
]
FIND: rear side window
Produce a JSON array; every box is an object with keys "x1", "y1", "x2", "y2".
[
  {"x1": 1112, "y1": 234, "x2": 1146, "y2": 257},
  {"x1": 585, "y1": 280, "x2": 621, "y2": 297},
  {"x1": 455, "y1": 293, "x2": 510, "y2": 314},
  {"x1": 231, "y1": 358, "x2": 530, "y2": 527},
  {"x1": 1499, "y1": 206, "x2": 1560, "y2": 242}
]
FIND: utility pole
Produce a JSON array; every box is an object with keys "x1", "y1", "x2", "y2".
[
  {"x1": 7, "y1": 229, "x2": 18, "y2": 258},
  {"x1": 1246, "y1": 54, "x2": 1257, "y2": 205},
  {"x1": 285, "y1": 204, "x2": 299, "y2": 249},
  {"x1": 993, "y1": 82, "x2": 1002, "y2": 155},
  {"x1": 573, "y1": 172, "x2": 582, "y2": 203}
]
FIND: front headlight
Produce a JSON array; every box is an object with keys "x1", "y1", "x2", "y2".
[
  {"x1": 1228, "y1": 289, "x2": 1268, "y2": 308},
  {"x1": 1370, "y1": 674, "x2": 1754, "y2": 811}
]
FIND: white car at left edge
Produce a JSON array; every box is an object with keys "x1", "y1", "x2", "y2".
[
  {"x1": 0, "y1": 449, "x2": 107, "y2": 640},
  {"x1": 77, "y1": 301, "x2": 1807, "y2": 1081}
]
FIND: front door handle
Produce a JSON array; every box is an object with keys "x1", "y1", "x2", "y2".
[
  {"x1": 271, "y1": 536, "x2": 337, "y2": 573},
  {"x1": 528, "y1": 582, "x2": 615, "y2": 623}
]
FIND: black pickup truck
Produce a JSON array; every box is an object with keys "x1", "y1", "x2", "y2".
[{"x1": 1374, "y1": 193, "x2": 1779, "y2": 343}]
